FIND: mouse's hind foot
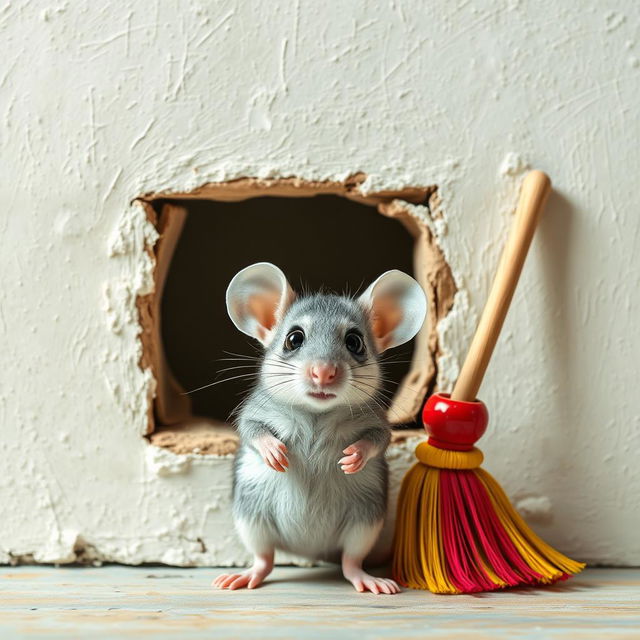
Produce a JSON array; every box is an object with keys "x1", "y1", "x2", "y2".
[
  {"x1": 212, "y1": 551, "x2": 274, "y2": 590},
  {"x1": 212, "y1": 568, "x2": 268, "y2": 590},
  {"x1": 341, "y1": 521, "x2": 400, "y2": 594},
  {"x1": 344, "y1": 567, "x2": 401, "y2": 595}
]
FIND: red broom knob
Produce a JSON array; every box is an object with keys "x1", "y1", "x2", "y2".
[{"x1": 422, "y1": 393, "x2": 488, "y2": 451}]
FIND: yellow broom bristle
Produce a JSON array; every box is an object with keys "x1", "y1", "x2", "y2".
[{"x1": 392, "y1": 461, "x2": 460, "y2": 594}]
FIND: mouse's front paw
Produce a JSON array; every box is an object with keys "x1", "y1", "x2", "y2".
[
  {"x1": 255, "y1": 434, "x2": 289, "y2": 472},
  {"x1": 339, "y1": 440, "x2": 375, "y2": 474}
]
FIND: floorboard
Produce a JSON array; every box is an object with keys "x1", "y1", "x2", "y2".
[{"x1": 1, "y1": 566, "x2": 638, "y2": 639}]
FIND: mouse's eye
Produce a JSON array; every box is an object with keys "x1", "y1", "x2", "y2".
[
  {"x1": 345, "y1": 331, "x2": 365, "y2": 355},
  {"x1": 284, "y1": 328, "x2": 305, "y2": 351}
]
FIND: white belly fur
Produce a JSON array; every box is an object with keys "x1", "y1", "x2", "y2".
[{"x1": 233, "y1": 444, "x2": 387, "y2": 561}]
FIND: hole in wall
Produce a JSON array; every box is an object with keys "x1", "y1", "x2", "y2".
[
  {"x1": 161, "y1": 195, "x2": 416, "y2": 424},
  {"x1": 136, "y1": 176, "x2": 456, "y2": 455}
]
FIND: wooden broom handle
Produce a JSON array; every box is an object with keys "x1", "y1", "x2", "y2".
[{"x1": 450, "y1": 170, "x2": 551, "y2": 401}]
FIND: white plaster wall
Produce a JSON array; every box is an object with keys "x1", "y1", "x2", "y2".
[{"x1": 1, "y1": 0, "x2": 638, "y2": 566}]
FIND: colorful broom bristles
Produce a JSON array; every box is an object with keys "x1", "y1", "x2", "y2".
[{"x1": 393, "y1": 439, "x2": 585, "y2": 594}]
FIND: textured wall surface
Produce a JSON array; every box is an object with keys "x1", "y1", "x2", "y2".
[{"x1": 1, "y1": 0, "x2": 638, "y2": 566}]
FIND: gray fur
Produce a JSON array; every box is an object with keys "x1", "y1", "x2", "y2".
[{"x1": 231, "y1": 291, "x2": 392, "y2": 561}]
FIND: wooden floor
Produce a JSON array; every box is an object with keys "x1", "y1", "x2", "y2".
[{"x1": 0, "y1": 566, "x2": 638, "y2": 639}]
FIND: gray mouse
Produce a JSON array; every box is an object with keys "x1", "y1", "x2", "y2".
[{"x1": 213, "y1": 262, "x2": 427, "y2": 594}]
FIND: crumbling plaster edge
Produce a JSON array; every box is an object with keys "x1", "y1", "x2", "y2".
[{"x1": 391, "y1": 197, "x2": 472, "y2": 392}]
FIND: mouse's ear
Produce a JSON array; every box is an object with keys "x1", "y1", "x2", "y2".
[
  {"x1": 226, "y1": 262, "x2": 296, "y2": 345},
  {"x1": 358, "y1": 270, "x2": 427, "y2": 352}
]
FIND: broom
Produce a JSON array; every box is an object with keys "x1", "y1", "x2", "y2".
[{"x1": 392, "y1": 170, "x2": 585, "y2": 594}]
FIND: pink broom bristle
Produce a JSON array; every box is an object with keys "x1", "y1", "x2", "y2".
[
  {"x1": 442, "y1": 470, "x2": 540, "y2": 592},
  {"x1": 441, "y1": 471, "x2": 495, "y2": 592}
]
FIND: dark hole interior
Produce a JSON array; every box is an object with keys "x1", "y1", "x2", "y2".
[{"x1": 160, "y1": 195, "x2": 417, "y2": 426}]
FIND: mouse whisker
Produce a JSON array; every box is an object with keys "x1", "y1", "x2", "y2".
[
  {"x1": 352, "y1": 389, "x2": 406, "y2": 424},
  {"x1": 351, "y1": 380, "x2": 399, "y2": 406},
  {"x1": 181, "y1": 378, "x2": 249, "y2": 395},
  {"x1": 227, "y1": 374, "x2": 298, "y2": 420},
  {"x1": 347, "y1": 379, "x2": 386, "y2": 404},
  {"x1": 214, "y1": 364, "x2": 263, "y2": 375},
  {"x1": 349, "y1": 381, "x2": 407, "y2": 422},
  {"x1": 262, "y1": 360, "x2": 298, "y2": 369},
  {"x1": 219, "y1": 355, "x2": 298, "y2": 370},
  {"x1": 229, "y1": 372, "x2": 295, "y2": 420},
  {"x1": 351, "y1": 373, "x2": 399, "y2": 383},
  {"x1": 351, "y1": 374, "x2": 420, "y2": 393},
  {"x1": 351, "y1": 358, "x2": 414, "y2": 369},
  {"x1": 241, "y1": 379, "x2": 298, "y2": 420},
  {"x1": 183, "y1": 371, "x2": 292, "y2": 395},
  {"x1": 348, "y1": 386, "x2": 385, "y2": 420},
  {"x1": 221, "y1": 350, "x2": 266, "y2": 362},
  {"x1": 215, "y1": 361, "x2": 298, "y2": 378},
  {"x1": 260, "y1": 378, "x2": 298, "y2": 394},
  {"x1": 215, "y1": 363, "x2": 294, "y2": 376},
  {"x1": 346, "y1": 394, "x2": 355, "y2": 420}
]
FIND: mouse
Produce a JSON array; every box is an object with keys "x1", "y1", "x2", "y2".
[{"x1": 213, "y1": 262, "x2": 427, "y2": 594}]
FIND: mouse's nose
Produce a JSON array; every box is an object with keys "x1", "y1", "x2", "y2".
[{"x1": 310, "y1": 363, "x2": 338, "y2": 386}]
